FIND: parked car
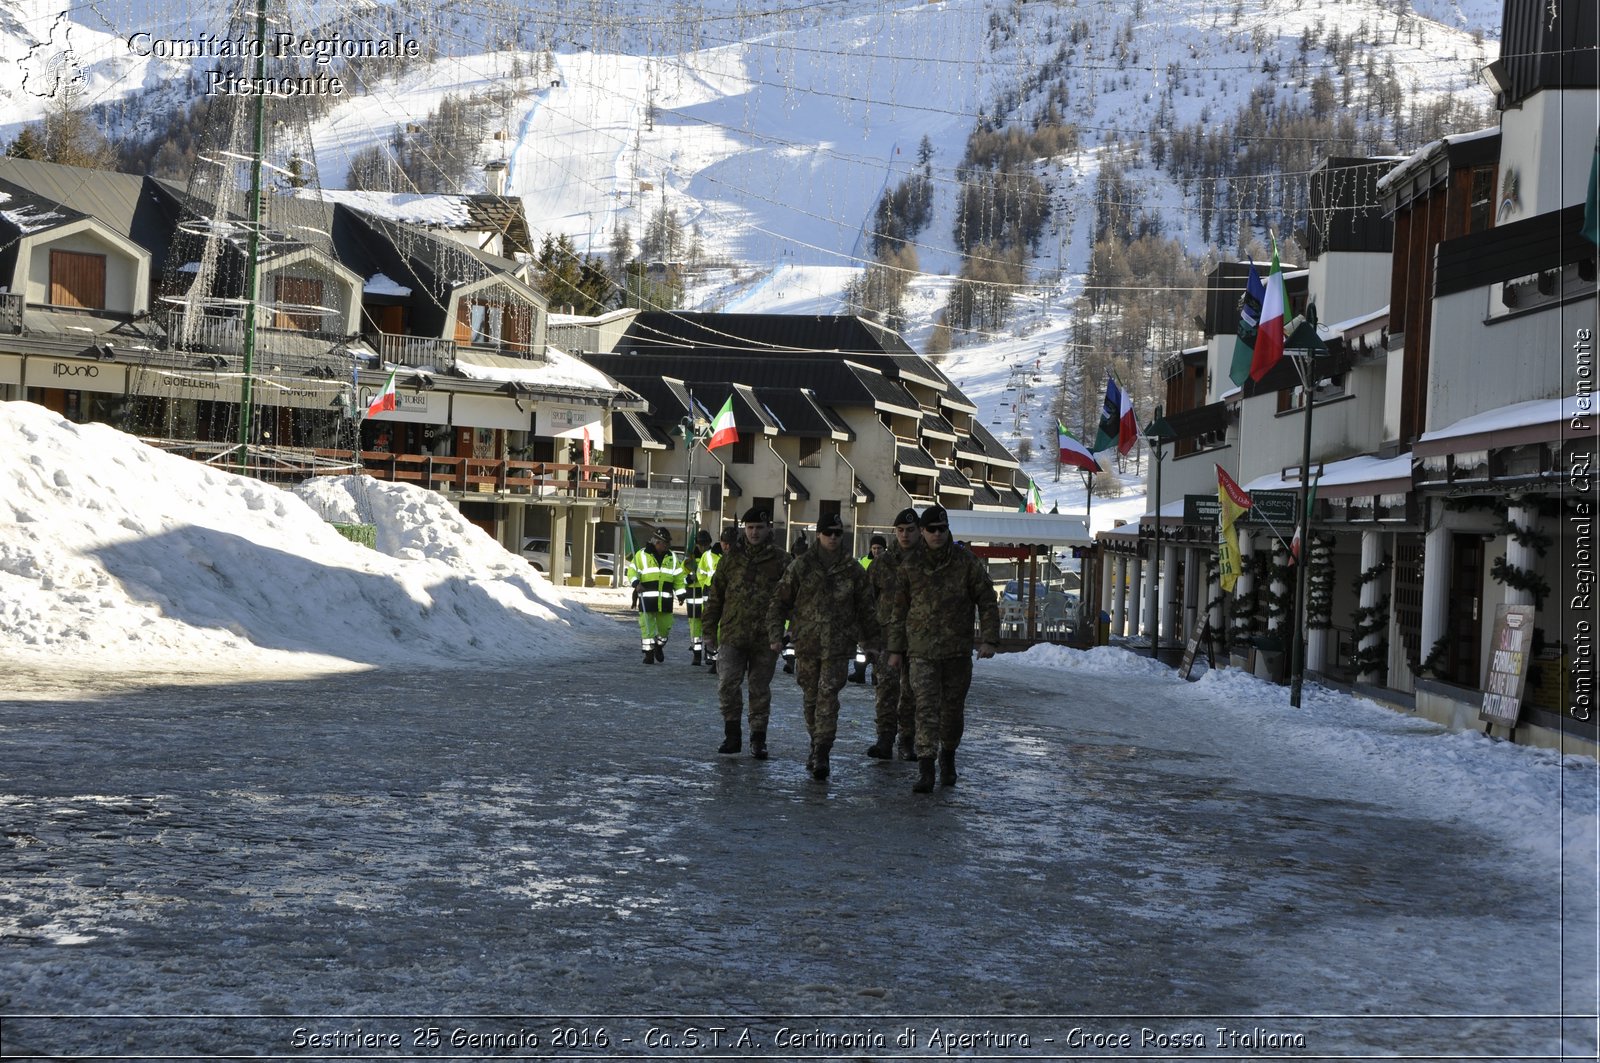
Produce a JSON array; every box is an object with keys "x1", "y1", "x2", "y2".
[{"x1": 521, "y1": 538, "x2": 616, "y2": 577}]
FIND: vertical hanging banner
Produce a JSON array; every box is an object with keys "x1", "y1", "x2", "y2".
[
  {"x1": 1216, "y1": 464, "x2": 1253, "y2": 592},
  {"x1": 1480, "y1": 604, "x2": 1537, "y2": 726}
]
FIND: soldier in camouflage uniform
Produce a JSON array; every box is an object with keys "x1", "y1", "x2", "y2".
[
  {"x1": 767, "y1": 512, "x2": 877, "y2": 782},
  {"x1": 864, "y1": 508, "x2": 922, "y2": 760},
  {"x1": 886, "y1": 505, "x2": 1000, "y2": 794},
  {"x1": 703, "y1": 506, "x2": 789, "y2": 759}
]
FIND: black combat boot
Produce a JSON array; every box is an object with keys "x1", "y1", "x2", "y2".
[
  {"x1": 848, "y1": 659, "x2": 866, "y2": 683},
  {"x1": 707, "y1": 655, "x2": 718, "y2": 675},
  {"x1": 912, "y1": 756, "x2": 936, "y2": 793},
  {"x1": 654, "y1": 642, "x2": 666, "y2": 662},
  {"x1": 717, "y1": 720, "x2": 741, "y2": 754},
  {"x1": 865, "y1": 732, "x2": 895, "y2": 759},
  {"x1": 938, "y1": 748, "x2": 958, "y2": 787},
  {"x1": 692, "y1": 646, "x2": 703, "y2": 666},
  {"x1": 642, "y1": 648, "x2": 655, "y2": 665},
  {"x1": 811, "y1": 740, "x2": 832, "y2": 781},
  {"x1": 750, "y1": 731, "x2": 768, "y2": 760},
  {"x1": 897, "y1": 734, "x2": 916, "y2": 761}
]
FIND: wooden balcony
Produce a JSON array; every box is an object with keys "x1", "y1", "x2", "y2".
[{"x1": 309, "y1": 450, "x2": 628, "y2": 503}]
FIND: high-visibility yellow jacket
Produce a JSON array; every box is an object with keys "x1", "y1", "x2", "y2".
[{"x1": 627, "y1": 546, "x2": 684, "y2": 614}]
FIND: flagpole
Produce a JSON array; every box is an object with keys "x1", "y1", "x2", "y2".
[
  {"x1": 1147, "y1": 405, "x2": 1164, "y2": 661},
  {"x1": 1081, "y1": 468, "x2": 1093, "y2": 632},
  {"x1": 1289, "y1": 348, "x2": 1314, "y2": 707}
]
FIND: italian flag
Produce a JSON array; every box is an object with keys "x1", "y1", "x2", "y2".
[
  {"x1": 706, "y1": 395, "x2": 739, "y2": 450},
  {"x1": 1022, "y1": 478, "x2": 1044, "y2": 513},
  {"x1": 1057, "y1": 422, "x2": 1100, "y2": 472},
  {"x1": 364, "y1": 370, "x2": 397, "y2": 417},
  {"x1": 1249, "y1": 241, "x2": 1287, "y2": 382}
]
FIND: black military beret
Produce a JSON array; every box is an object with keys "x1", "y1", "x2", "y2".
[
  {"x1": 817, "y1": 513, "x2": 844, "y2": 535},
  {"x1": 741, "y1": 506, "x2": 770, "y2": 524},
  {"x1": 918, "y1": 504, "x2": 950, "y2": 529},
  {"x1": 893, "y1": 507, "x2": 919, "y2": 527}
]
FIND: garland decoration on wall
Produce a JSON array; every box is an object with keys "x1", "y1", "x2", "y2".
[
  {"x1": 1490, "y1": 513, "x2": 1552, "y2": 608},
  {"x1": 1306, "y1": 531, "x2": 1335, "y2": 629},
  {"x1": 1350, "y1": 554, "x2": 1392, "y2": 679}
]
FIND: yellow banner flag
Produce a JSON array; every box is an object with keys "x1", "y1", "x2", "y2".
[{"x1": 1216, "y1": 464, "x2": 1253, "y2": 593}]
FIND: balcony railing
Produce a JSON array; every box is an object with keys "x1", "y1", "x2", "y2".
[
  {"x1": 368, "y1": 332, "x2": 458, "y2": 370},
  {"x1": 310, "y1": 450, "x2": 628, "y2": 502}
]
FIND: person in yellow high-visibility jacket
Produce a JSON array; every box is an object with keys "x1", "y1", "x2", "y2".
[
  {"x1": 683, "y1": 529, "x2": 716, "y2": 666},
  {"x1": 627, "y1": 526, "x2": 685, "y2": 664}
]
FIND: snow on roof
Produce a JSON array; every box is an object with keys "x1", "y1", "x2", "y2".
[
  {"x1": 1326, "y1": 304, "x2": 1390, "y2": 335},
  {"x1": 0, "y1": 204, "x2": 65, "y2": 233},
  {"x1": 364, "y1": 272, "x2": 412, "y2": 296},
  {"x1": 452, "y1": 344, "x2": 619, "y2": 394},
  {"x1": 1376, "y1": 126, "x2": 1499, "y2": 191},
  {"x1": 1244, "y1": 453, "x2": 1413, "y2": 493},
  {"x1": 315, "y1": 189, "x2": 473, "y2": 229},
  {"x1": 1420, "y1": 395, "x2": 1588, "y2": 443},
  {"x1": 548, "y1": 308, "x2": 638, "y2": 326}
]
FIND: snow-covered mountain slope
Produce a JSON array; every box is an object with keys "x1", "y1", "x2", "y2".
[{"x1": 0, "y1": 0, "x2": 1505, "y2": 517}]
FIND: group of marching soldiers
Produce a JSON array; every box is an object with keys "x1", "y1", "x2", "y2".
[{"x1": 626, "y1": 503, "x2": 1000, "y2": 795}]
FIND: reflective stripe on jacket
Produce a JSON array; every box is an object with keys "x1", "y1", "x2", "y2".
[{"x1": 628, "y1": 547, "x2": 684, "y2": 614}]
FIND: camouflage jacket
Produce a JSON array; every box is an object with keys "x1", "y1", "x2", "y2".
[
  {"x1": 703, "y1": 537, "x2": 788, "y2": 650},
  {"x1": 886, "y1": 541, "x2": 1000, "y2": 658},
  {"x1": 866, "y1": 538, "x2": 921, "y2": 636},
  {"x1": 766, "y1": 545, "x2": 878, "y2": 658}
]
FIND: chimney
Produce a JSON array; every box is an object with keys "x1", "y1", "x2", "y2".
[{"x1": 484, "y1": 160, "x2": 508, "y2": 197}]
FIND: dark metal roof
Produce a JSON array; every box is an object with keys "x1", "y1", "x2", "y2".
[
  {"x1": 612, "y1": 409, "x2": 669, "y2": 448},
  {"x1": 586, "y1": 351, "x2": 881, "y2": 407},
  {"x1": 895, "y1": 442, "x2": 938, "y2": 472},
  {"x1": 755, "y1": 386, "x2": 837, "y2": 438},
  {"x1": 920, "y1": 411, "x2": 957, "y2": 439},
  {"x1": 970, "y1": 481, "x2": 1000, "y2": 507},
  {"x1": 1379, "y1": 132, "x2": 1501, "y2": 216},
  {"x1": 848, "y1": 364, "x2": 920, "y2": 415},
  {"x1": 1308, "y1": 157, "x2": 1397, "y2": 259},
  {"x1": 620, "y1": 311, "x2": 915, "y2": 356},
  {"x1": 1498, "y1": 0, "x2": 1599, "y2": 109},
  {"x1": 786, "y1": 469, "x2": 810, "y2": 501},
  {"x1": 968, "y1": 421, "x2": 1021, "y2": 468},
  {"x1": 938, "y1": 466, "x2": 974, "y2": 495}
]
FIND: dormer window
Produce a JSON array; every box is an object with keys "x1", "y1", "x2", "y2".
[{"x1": 50, "y1": 250, "x2": 106, "y2": 309}]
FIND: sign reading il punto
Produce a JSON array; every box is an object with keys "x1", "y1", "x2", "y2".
[{"x1": 127, "y1": 31, "x2": 422, "y2": 96}]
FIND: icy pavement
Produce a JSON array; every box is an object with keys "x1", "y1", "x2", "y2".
[{"x1": 0, "y1": 644, "x2": 1595, "y2": 1060}]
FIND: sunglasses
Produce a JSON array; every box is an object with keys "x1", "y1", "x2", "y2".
[
  {"x1": 817, "y1": 529, "x2": 843, "y2": 537},
  {"x1": 924, "y1": 525, "x2": 949, "y2": 533}
]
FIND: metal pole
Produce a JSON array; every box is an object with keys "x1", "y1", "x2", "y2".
[
  {"x1": 1148, "y1": 405, "x2": 1163, "y2": 661},
  {"x1": 236, "y1": 0, "x2": 268, "y2": 477},
  {"x1": 682, "y1": 390, "x2": 696, "y2": 545},
  {"x1": 1289, "y1": 366, "x2": 1315, "y2": 707},
  {"x1": 1081, "y1": 468, "x2": 1094, "y2": 631}
]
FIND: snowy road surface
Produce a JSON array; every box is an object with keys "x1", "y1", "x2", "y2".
[{"x1": 0, "y1": 640, "x2": 1594, "y2": 1060}]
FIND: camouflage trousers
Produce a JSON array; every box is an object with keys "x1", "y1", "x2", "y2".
[
  {"x1": 794, "y1": 656, "x2": 850, "y2": 744},
  {"x1": 908, "y1": 654, "x2": 972, "y2": 759},
  {"x1": 872, "y1": 655, "x2": 916, "y2": 738},
  {"x1": 637, "y1": 611, "x2": 674, "y2": 650},
  {"x1": 716, "y1": 642, "x2": 778, "y2": 732}
]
